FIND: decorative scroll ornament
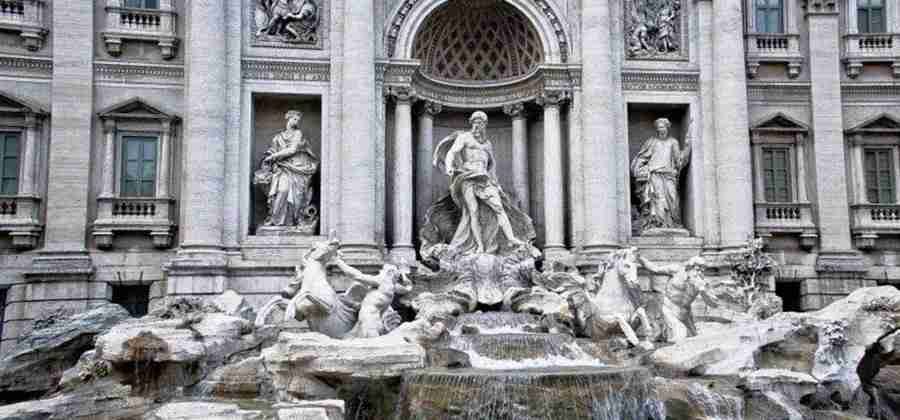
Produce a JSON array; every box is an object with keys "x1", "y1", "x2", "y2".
[
  {"x1": 625, "y1": 0, "x2": 682, "y2": 59},
  {"x1": 254, "y1": 0, "x2": 321, "y2": 45}
]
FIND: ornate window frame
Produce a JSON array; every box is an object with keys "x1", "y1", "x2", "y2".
[
  {"x1": 0, "y1": 93, "x2": 46, "y2": 250},
  {"x1": 847, "y1": 114, "x2": 900, "y2": 248},
  {"x1": 843, "y1": 0, "x2": 900, "y2": 77},
  {"x1": 102, "y1": 0, "x2": 178, "y2": 60},
  {"x1": 745, "y1": 0, "x2": 803, "y2": 78},
  {"x1": 0, "y1": 0, "x2": 47, "y2": 52},
  {"x1": 750, "y1": 113, "x2": 817, "y2": 249},
  {"x1": 93, "y1": 98, "x2": 179, "y2": 249}
]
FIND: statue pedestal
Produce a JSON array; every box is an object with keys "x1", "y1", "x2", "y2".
[
  {"x1": 639, "y1": 227, "x2": 690, "y2": 237},
  {"x1": 256, "y1": 224, "x2": 317, "y2": 237}
]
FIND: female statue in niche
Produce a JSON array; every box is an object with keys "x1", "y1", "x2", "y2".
[
  {"x1": 254, "y1": 110, "x2": 319, "y2": 232},
  {"x1": 630, "y1": 117, "x2": 691, "y2": 233}
]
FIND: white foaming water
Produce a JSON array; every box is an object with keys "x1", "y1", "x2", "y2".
[{"x1": 462, "y1": 341, "x2": 606, "y2": 370}]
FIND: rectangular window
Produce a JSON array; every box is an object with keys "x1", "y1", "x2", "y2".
[
  {"x1": 864, "y1": 148, "x2": 895, "y2": 203},
  {"x1": 121, "y1": 136, "x2": 157, "y2": 198},
  {"x1": 0, "y1": 133, "x2": 18, "y2": 196},
  {"x1": 124, "y1": 0, "x2": 159, "y2": 9},
  {"x1": 858, "y1": 0, "x2": 886, "y2": 33},
  {"x1": 755, "y1": 0, "x2": 784, "y2": 33},
  {"x1": 111, "y1": 285, "x2": 150, "y2": 317},
  {"x1": 762, "y1": 147, "x2": 792, "y2": 202}
]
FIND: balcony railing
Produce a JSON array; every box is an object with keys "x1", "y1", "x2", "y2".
[
  {"x1": 0, "y1": 195, "x2": 42, "y2": 249},
  {"x1": 851, "y1": 203, "x2": 900, "y2": 248},
  {"x1": 102, "y1": 1, "x2": 178, "y2": 60},
  {"x1": 745, "y1": 33, "x2": 804, "y2": 79},
  {"x1": 754, "y1": 202, "x2": 818, "y2": 249},
  {"x1": 843, "y1": 33, "x2": 900, "y2": 78},
  {"x1": 0, "y1": 0, "x2": 46, "y2": 51},
  {"x1": 93, "y1": 197, "x2": 175, "y2": 249}
]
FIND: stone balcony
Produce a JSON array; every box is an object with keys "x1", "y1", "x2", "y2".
[
  {"x1": 842, "y1": 33, "x2": 900, "y2": 78},
  {"x1": 754, "y1": 202, "x2": 818, "y2": 249},
  {"x1": 102, "y1": 0, "x2": 178, "y2": 60},
  {"x1": 92, "y1": 197, "x2": 175, "y2": 249},
  {"x1": 745, "y1": 33, "x2": 803, "y2": 79},
  {"x1": 0, "y1": 195, "x2": 42, "y2": 250},
  {"x1": 0, "y1": 0, "x2": 47, "y2": 52},
  {"x1": 850, "y1": 203, "x2": 900, "y2": 249}
]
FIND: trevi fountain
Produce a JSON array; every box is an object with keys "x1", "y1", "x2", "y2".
[{"x1": 0, "y1": 0, "x2": 899, "y2": 419}]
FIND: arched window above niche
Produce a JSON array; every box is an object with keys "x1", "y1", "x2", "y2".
[
  {"x1": 412, "y1": 0, "x2": 544, "y2": 82},
  {"x1": 93, "y1": 98, "x2": 180, "y2": 250}
]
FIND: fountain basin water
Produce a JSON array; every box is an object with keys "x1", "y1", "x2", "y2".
[
  {"x1": 396, "y1": 366, "x2": 663, "y2": 420},
  {"x1": 448, "y1": 333, "x2": 603, "y2": 369}
]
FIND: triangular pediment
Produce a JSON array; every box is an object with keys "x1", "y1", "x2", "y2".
[
  {"x1": 0, "y1": 92, "x2": 47, "y2": 116},
  {"x1": 847, "y1": 113, "x2": 900, "y2": 133},
  {"x1": 751, "y1": 113, "x2": 809, "y2": 132},
  {"x1": 98, "y1": 97, "x2": 178, "y2": 121}
]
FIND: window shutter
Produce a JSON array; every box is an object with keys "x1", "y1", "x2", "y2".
[
  {"x1": 122, "y1": 136, "x2": 158, "y2": 198},
  {"x1": 0, "y1": 134, "x2": 19, "y2": 195}
]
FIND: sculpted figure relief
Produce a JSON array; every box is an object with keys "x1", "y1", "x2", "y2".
[
  {"x1": 273, "y1": 237, "x2": 406, "y2": 339},
  {"x1": 255, "y1": 0, "x2": 320, "y2": 44},
  {"x1": 569, "y1": 248, "x2": 655, "y2": 350},
  {"x1": 640, "y1": 255, "x2": 718, "y2": 343},
  {"x1": 630, "y1": 118, "x2": 691, "y2": 234},
  {"x1": 626, "y1": 0, "x2": 682, "y2": 58},
  {"x1": 420, "y1": 111, "x2": 537, "y2": 261},
  {"x1": 254, "y1": 110, "x2": 319, "y2": 233}
]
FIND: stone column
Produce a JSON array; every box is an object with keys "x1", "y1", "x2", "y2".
[
  {"x1": 504, "y1": 103, "x2": 530, "y2": 214},
  {"x1": 19, "y1": 113, "x2": 38, "y2": 197},
  {"x1": 581, "y1": 0, "x2": 619, "y2": 254},
  {"x1": 180, "y1": 0, "x2": 227, "y2": 253},
  {"x1": 42, "y1": 0, "x2": 94, "y2": 253},
  {"x1": 851, "y1": 135, "x2": 866, "y2": 204},
  {"x1": 806, "y1": 2, "x2": 856, "y2": 254},
  {"x1": 713, "y1": 0, "x2": 755, "y2": 248},
  {"x1": 538, "y1": 92, "x2": 567, "y2": 258},
  {"x1": 416, "y1": 101, "x2": 441, "y2": 229},
  {"x1": 795, "y1": 134, "x2": 809, "y2": 202},
  {"x1": 99, "y1": 119, "x2": 116, "y2": 198},
  {"x1": 157, "y1": 120, "x2": 171, "y2": 199},
  {"x1": 389, "y1": 87, "x2": 415, "y2": 263}
]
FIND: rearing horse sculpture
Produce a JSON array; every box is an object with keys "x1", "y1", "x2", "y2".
[{"x1": 569, "y1": 247, "x2": 655, "y2": 350}]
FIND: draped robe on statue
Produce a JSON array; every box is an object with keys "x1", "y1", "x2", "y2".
[
  {"x1": 420, "y1": 131, "x2": 536, "y2": 258},
  {"x1": 630, "y1": 136, "x2": 690, "y2": 231},
  {"x1": 263, "y1": 130, "x2": 318, "y2": 226}
]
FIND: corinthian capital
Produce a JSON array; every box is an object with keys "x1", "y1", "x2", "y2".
[
  {"x1": 503, "y1": 103, "x2": 526, "y2": 118},
  {"x1": 388, "y1": 86, "x2": 416, "y2": 103}
]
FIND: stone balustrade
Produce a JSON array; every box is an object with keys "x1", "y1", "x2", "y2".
[
  {"x1": 0, "y1": 0, "x2": 46, "y2": 51},
  {"x1": 754, "y1": 202, "x2": 818, "y2": 249},
  {"x1": 745, "y1": 33, "x2": 803, "y2": 78},
  {"x1": 92, "y1": 197, "x2": 175, "y2": 249},
  {"x1": 842, "y1": 33, "x2": 900, "y2": 78},
  {"x1": 102, "y1": 0, "x2": 178, "y2": 59},
  {"x1": 851, "y1": 203, "x2": 900, "y2": 249},
  {"x1": 0, "y1": 195, "x2": 42, "y2": 249}
]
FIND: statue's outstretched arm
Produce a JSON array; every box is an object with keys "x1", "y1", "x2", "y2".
[
  {"x1": 335, "y1": 258, "x2": 380, "y2": 288},
  {"x1": 638, "y1": 256, "x2": 678, "y2": 275}
]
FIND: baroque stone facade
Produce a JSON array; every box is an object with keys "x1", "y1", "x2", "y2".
[{"x1": 0, "y1": 0, "x2": 898, "y2": 353}]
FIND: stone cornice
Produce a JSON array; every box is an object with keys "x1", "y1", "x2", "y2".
[
  {"x1": 622, "y1": 70, "x2": 698, "y2": 92},
  {"x1": 94, "y1": 61, "x2": 184, "y2": 86},
  {"x1": 0, "y1": 54, "x2": 52, "y2": 79},
  {"x1": 241, "y1": 59, "x2": 330, "y2": 82},
  {"x1": 841, "y1": 83, "x2": 900, "y2": 103},
  {"x1": 747, "y1": 82, "x2": 811, "y2": 103}
]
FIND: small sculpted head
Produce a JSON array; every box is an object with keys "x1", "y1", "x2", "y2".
[
  {"x1": 469, "y1": 111, "x2": 488, "y2": 137},
  {"x1": 286, "y1": 110, "x2": 303, "y2": 129},
  {"x1": 380, "y1": 263, "x2": 400, "y2": 283},
  {"x1": 308, "y1": 238, "x2": 339, "y2": 262},
  {"x1": 654, "y1": 118, "x2": 671, "y2": 139}
]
